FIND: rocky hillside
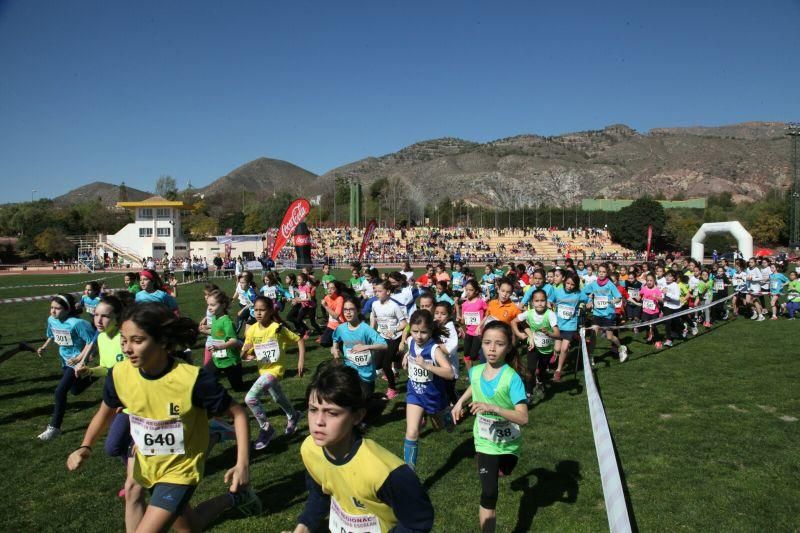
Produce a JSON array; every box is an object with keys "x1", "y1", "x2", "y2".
[
  {"x1": 198, "y1": 157, "x2": 317, "y2": 197},
  {"x1": 53, "y1": 181, "x2": 150, "y2": 207},
  {"x1": 313, "y1": 122, "x2": 792, "y2": 206}
]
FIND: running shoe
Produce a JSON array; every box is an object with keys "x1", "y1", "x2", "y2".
[
  {"x1": 618, "y1": 345, "x2": 628, "y2": 363},
  {"x1": 230, "y1": 485, "x2": 263, "y2": 516},
  {"x1": 757, "y1": 314, "x2": 765, "y2": 322},
  {"x1": 553, "y1": 370, "x2": 562, "y2": 382},
  {"x1": 691, "y1": 325, "x2": 698, "y2": 336},
  {"x1": 285, "y1": 411, "x2": 302, "y2": 436},
  {"x1": 118, "y1": 487, "x2": 126, "y2": 498},
  {"x1": 750, "y1": 312, "x2": 758, "y2": 320},
  {"x1": 722, "y1": 311, "x2": 729, "y2": 320},
  {"x1": 253, "y1": 426, "x2": 275, "y2": 451},
  {"x1": 654, "y1": 341, "x2": 663, "y2": 349},
  {"x1": 770, "y1": 316, "x2": 778, "y2": 321},
  {"x1": 209, "y1": 418, "x2": 236, "y2": 443},
  {"x1": 384, "y1": 388, "x2": 398, "y2": 400},
  {"x1": 702, "y1": 322, "x2": 712, "y2": 328},
  {"x1": 663, "y1": 340, "x2": 673, "y2": 347},
  {"x1": 681, "y1": 327, "x2": 688, "y2": 339},
  {"x1": 37, "y1": 425, "x2": 61, "y2": 441}
]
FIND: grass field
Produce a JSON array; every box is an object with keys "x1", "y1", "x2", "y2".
[{"x1": 0, "y1": 271, "x2": 798, "y2": 532}]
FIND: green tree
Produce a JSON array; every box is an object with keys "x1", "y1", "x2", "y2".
[
  {"x1": 187, "y1": 214, "x2": 219, "y2": 240},
  {"x1": 607, "y1": 198, "x2": 667, "y2": 250},
  {"x1": 155, "y1": 175, "x2": 178, "y2": 200},
  {"x1": 34, "y1": 227, "x2": 75, "y2": 259},
  {"x1": 219, "y1": 212, "x2": 245, "y2": 235},
  {"x1": 119, "y1": 181, "x2": 129, "y2": 202},
  {"x1": 243, "y1": 192, "x2": 294, "y2": 233}
]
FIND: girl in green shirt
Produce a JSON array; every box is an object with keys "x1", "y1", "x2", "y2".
[{"x1": 206, "y1": 290, "x2": 246, "y2": 392}]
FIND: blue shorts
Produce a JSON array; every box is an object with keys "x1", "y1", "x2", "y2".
[
  {"x1": 149, "y1": 483, "x2": 196, "y2": 514},
  {"x1": 406, "y1": 382, "x2": 449, "y2": 415},
  {"x1": 558, "y1": 330, "x2": 577, "y2": 341},
  {"x1": 592, "y1": 316, "x2": 617, "y2": 329}
]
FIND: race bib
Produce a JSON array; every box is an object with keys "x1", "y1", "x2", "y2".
[
  {"x1": 329, "y1": 497, "x2": 379, "y2": 533},
  {"x1": 86, "y1": 305, "x2": 96, "y2": 315},
  {"x1": 771, "y1": 281, "x2": 780, "y2": 291},
  {"x1": 452, "y1": 278, "x2": 463, "y2": 290},
  {"x1": 254, "y1": 340, "x2": 280, "y2": 363},
  {"x1": 628, "y1": 288, "x2": 640, "y2": 299},
  {"x1": 129, "y1": 415, "x2": 185, "y2": 456},
  {"x1": 557, "y1": 304, "x2": 575, "y2": 320},
  {"x1": 408, "y1": 360, "x2": 432, "y2": 383},
  {"x1": 533, "y1": 331, "x2": 553, "y2": 348},
  {"x1": 643, "y1": 299, "x2": 657, "y2": 312},
  {"x1": 212, "y1": 341, "x2": 227, "y2": 359},
  {"x1": 714, "y1": 281, "x2": 724, "y2": 291},
  {"x1": 477, "y1": 415, "x2": 521, "y2": 443},
  {"x1": 299, "y1": 291, "x2": 310, "y2": 301},
  {"x1": 376, "y1": 320, "x2": 394, "y2": 337},
  {"x1": 463, "y1": 312, "x2": 481, "y2": 326},
  {"x1": 52, "y1": 329, "x2": 73, "y2": 347},
  {"x1": 594, "y1": 296, "x2": 609, "y2": 309},
  {"x1": 346, "y1": 349, "x2": 371, "y2": 367}
]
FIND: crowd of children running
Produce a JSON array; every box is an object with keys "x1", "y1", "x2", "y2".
[{"x1": 27, "y1": 252, "x2": 797, "y2": 532}]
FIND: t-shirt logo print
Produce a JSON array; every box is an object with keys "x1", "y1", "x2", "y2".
[
  {"x1": 352, "y1": 497, "x2": 366, "y2": 509},
  {"x1": 169, "y1": 403, "x2": 181, "y2": 417}
]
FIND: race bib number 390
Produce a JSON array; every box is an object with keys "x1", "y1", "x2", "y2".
[
  {"x1": 129, "y1": 415, "x2": 185, "y2": 456},
  {"x1": 408, "y1": 360, "x2": 432, "y2": 383}
]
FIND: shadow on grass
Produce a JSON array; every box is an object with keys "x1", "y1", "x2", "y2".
[
  {"x1": 422, "y1": 437, "x2": 474, "y2": 490},
  {"x1": 366, "y1": 399, "x2": 407, "y2": 429},
  {"x1": 0, "y1": 400, "x2": 98, "y2": 425},
  {"x1": 0, "y1": 385, "x2": 57, "y2": 402},
  {"x1": 510, "y1": 460, "x2": 581, "y2": 533}
]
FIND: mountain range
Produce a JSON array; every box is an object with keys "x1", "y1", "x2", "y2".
[{"x1": 52, "y1": 121, "x2": 793, "y2": 208}]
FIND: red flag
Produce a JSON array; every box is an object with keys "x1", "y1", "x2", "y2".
[
  {"x1": 271, "y1": 198, "x2": 311, "y2": 261},
  {"x1": 359, "y1": 219, "x2": 377, "y2": 262},
  {"x1": 646, "y1": 224, "x2": 653, "y2": 257}
]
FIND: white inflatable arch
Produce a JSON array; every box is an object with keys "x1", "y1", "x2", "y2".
[{"x1": 690, "y1": 221, "x2": 753, "y2": 262}]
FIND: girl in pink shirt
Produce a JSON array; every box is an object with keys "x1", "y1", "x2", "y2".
[
  {"x1": 459, "y1": 280, "x2": 488, "y2": 374},
  {"x1": 639, "y1": 273, "x2": 663, "y2": 345}
]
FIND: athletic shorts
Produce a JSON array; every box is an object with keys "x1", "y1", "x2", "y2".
[
  {"x1": 592, "y1": 316, "x2": 616, "y2": 329},
  {"x1": 406, "y1": 387, "x2": 449, "y2": 415},
  {"x1": 559, "y1": 330, "x2": 577, "y2": 341},
  {"x1": 149, "y1": 482, "x2": 196, "y2": 514}
]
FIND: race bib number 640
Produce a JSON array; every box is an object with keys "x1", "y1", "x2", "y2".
[{"x1": 129, "y1": 415, "x2": 185, "y2": 456}]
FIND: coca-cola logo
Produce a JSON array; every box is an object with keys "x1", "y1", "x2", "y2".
[
  {"x1": 294, "y1": 234, "x2": 310, "y2": 246},
  {"x1": 280, "y1": 202, "x2": 309, "y2": 239}
]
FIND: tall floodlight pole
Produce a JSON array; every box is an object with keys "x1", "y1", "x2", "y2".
[{"x1": 788, "y1": 123, "x2": 800, "y2": 249}]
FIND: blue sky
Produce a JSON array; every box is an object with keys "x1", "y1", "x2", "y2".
[{"x1": 1, "y1": 0, "x2": 798, "y2": 202}]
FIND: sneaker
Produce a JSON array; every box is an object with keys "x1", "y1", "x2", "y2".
[
  {"x1": 691, "y1": 325, "x2": 698, "y2": 336},
  {"x1": 117, "y1": 487, "x2": 126, "y2": 498},
  {"x1": 549, "y1": 353, "x2": 557, "y2": 365},
  {"x1": 285, "y1": 411, "x2": 302, "y2": 436},
  {"x1": 654, "y1": 341, "x2": 663, "y2": 349},
  {"x1": 253, "y1": 426, "x2": 276, "y2": 451},
  {"x1": 618, "y1": 345, "x2": 628, "y2": 363},
  {"x1": 681, "y1": 327, "x2": 688, "y2": 339},
  {"x1": 385, "y1": 388, "x2": 398, "y2": 400},
  {"x1": 37, "y1": 425, "x2": 61, "y2": 441},
  {"x1": 757, "y1": 314, "x2": 765, "y2": 322},
  {"x1": 209, "y1": 418, "x2": 236, "y2": 443},
  {"x1": 553, "y1": 370, "x2": 562, "y2": 382},
  {"x1": 750, "y1": 312, "x2": 758, "y2": 320},
  {"x1": 722, "y1": 311, "x2": 729, "y2": 320},
  {"x1": 230, "y1": 485, "x2": 263, "y2": 516},
  {"x1": 663, "y1": 340, "x2": 673, "y2": 347},
  {"x1": 702, "y1": 322, "x2": 712, "y2": 328},
  {"x1": 770, "y1": 316, "x2": 778, "y2": 321}
]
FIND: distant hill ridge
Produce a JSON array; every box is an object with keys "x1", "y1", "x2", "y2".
[{"x1": 51, "y1": 121, "x2": 792, "y2": 208}]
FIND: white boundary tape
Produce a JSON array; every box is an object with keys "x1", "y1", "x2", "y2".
[
  {"x1": 579, "y1": 327, "x2": 633, "y2": 533},
  {"x1": 578, "y1": 292, "x2": 738, "y2": 532},
  {"x1": 0, "y1": 275, "x2": 115, "y2": 291}
]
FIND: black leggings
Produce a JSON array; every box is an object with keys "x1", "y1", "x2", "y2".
[
  {"x1": 526, "y1": 347, "x2": 551, "y2": 390},
  {"x1": 477, "y1": 453, "x2": 518, "y2": 510},
  {"x1": 319, "y1": 327, "x2": 335, "y2": 348},
  {"x1": 203, "y1": 360, "x2": 246, "y2": 392},
  {"x1": 287, "y1": 304, "x2": 320, "y2": 335},
  {"x1": 51, "y1": 367, "x2": 94, "y2": 428},
  {"x1": 374, "y1": 337, "x2": 402, "y2": 389},
  {"x1": 662, "y1": 306, "x2": 684, "y2": 340},
  {"x1": 464, "y1": 334, "x2": 482, "y2": 361}
]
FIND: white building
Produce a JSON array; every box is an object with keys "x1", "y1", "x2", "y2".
[{"x1": 106, "y1": 196, "x2": 193, "y2": 260}]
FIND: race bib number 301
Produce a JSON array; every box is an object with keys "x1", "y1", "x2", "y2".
[
  {"x1": 129, "y1": 415, "x2": 185, "y2": 456},
  {"x1": 52, "y1": 329, "x2": 73, "y2": 347}
]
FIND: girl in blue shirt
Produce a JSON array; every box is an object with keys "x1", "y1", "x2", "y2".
[
  {"x1": 331, "y1": 297, "x2": 388, "y2": 398},
  {"x1": 79, "y1": 281, "x2": 101, "y2": 318},
  {"x1": 582, "y1": 263, "x2": 628, "y2": 363},
  {"x1": 135, "y1": 269, "x2": 179, "y2": 313},
  {"x1": 548, "y1": 272, "x2": 589, "y2": 381},
  {"x1": 36, "y1": 293, "x2": 96, "y2": 441},
  {"x1": 769, "y1": 264, "x2": 790, "y2": 320}
]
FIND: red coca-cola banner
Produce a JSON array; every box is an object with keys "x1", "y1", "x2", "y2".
[
  {"x1": 358, "y1": 219, "x2": 377, "y2": 262},
  {"x1": 224, "y1": 228, "x2": 233, "y2": 260},
  {"x1": 271, "y1": 198, "x2": 311, "y2": 260}
]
